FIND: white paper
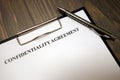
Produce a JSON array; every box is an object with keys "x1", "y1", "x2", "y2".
[{"x1": 0, "y1": 10, "x2": 120, "y2": 80}]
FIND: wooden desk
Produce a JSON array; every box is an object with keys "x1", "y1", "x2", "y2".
[{"x1": 0, "y1": 0, "x2": 120, "y2": 64}]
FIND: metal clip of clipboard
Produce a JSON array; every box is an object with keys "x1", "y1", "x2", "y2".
[{"x1": 16, "y1": 18, "x2": 62, "y2": 46}]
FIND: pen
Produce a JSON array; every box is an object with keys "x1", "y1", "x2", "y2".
[{"x1": 57, "y1": 7, "x2": 116, "y2": 40}]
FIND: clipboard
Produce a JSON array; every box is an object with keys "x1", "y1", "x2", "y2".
[{"x1": 0, "y1": 7, "x2": 120, "y2": 80}]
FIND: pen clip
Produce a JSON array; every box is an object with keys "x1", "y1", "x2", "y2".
[
  {"x1": 57, "y1": 7, "x2": 117, "y2": 40},
  {"x1": 16, "y1": 19, "x2": 62, "y2": 46}
]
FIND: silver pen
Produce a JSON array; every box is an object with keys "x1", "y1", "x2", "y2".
[{"x1": 57, "y1": 7, "x2": 116, "y2": 40}]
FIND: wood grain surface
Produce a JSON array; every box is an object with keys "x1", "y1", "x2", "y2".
[{"x1": 0, "y1": 0, "x2": 120, "y2": 64}]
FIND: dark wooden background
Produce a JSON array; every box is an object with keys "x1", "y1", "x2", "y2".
[{"x1": 0, "y1": 0, "x2": 120, "y2": 64}]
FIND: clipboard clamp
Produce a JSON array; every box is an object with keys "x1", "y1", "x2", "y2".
[{"x1": 16, "y1": 18, "x2": 62, "y2": 46}]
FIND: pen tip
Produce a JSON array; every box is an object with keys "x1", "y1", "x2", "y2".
[
  {"x1": 57, "y1": 7, "x2": 64, "y2": 11},
  {"x1": 57, "y1": 7, "x2": 62, "y2": 9}
]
